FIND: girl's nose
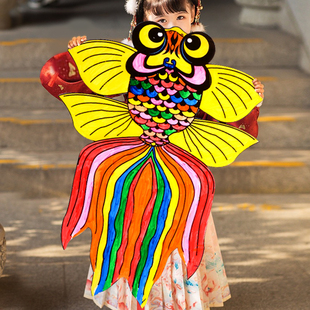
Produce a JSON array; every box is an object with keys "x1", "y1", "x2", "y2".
[{"x1": 166, "y1": 21, "x2": 174, "y2": 29}]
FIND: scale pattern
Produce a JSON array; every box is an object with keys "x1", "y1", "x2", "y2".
[{"x1": 128, "y1": 73, "x2": 202, "y2": 145}]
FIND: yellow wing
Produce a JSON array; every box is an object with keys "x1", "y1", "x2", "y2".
[
  {"x1": 169, "y1": 118, "x2": 258, "y2": 167},
  {"x1": 60, "y1": 93, "x2": 143, "y2": 141},
  {"x1": 201, "y1": 65, "x2": 262, "y2": 122},
  {"x1": 69, "y1": 40, "x2": 136, "y2": 96}
]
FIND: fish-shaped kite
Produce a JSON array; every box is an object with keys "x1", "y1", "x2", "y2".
[{"x1": 59, "y1": 21, "x2": 261, "y2": 306}]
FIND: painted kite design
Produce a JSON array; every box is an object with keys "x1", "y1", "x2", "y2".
[{"x1": 59, "y1": 21, "x2": 261, "y2": 306}]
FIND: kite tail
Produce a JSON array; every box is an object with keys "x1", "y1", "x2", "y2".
[
  {"x1": 61, "y1": 137, "x2": 146, "y2": 249},
  {"x1": 162, "y1": 143, "x2": 215, "y2": 278},
  {"x1": 61, "y1": 137, "x2": 215, "y2": 307}
]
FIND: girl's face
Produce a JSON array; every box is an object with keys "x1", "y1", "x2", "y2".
[{"x1": 145, "y1": 3, "x2": 195, "y2": 34}]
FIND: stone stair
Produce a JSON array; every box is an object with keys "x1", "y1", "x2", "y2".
[{"x1": 0, "y1": 0, "x2": 309, "y2": 198}]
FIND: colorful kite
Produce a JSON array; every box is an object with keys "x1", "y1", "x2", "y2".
[{"x1": 58, "y1": 21, "x2": 261, "y2": 306}]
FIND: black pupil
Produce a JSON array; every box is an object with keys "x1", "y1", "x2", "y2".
[
  {"x1": 186, "y1": 36, "x2": 201, "y2": 50},
  {"x1": 149, "y1": 28, "x2": 164, "y2": 43}
]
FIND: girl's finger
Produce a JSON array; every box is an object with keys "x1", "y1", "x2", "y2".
[
  {"x1": 255, "y1": 84, "x2": 264, "y2": 89},
  {"x1": 256, "y1": 90, "x2": 264, "y2": 98},
  {"x1": 252, "y1": 79, "x2": 264, "y2": 86},
  {"x1": 72, "y1": 37, "x2": 77, "y2": 47},
  {"x1": 68, "y1": 35, "x2": 87, "y2": 49}
]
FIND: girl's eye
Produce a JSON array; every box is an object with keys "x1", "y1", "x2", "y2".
[
  {"x1": 132, "y1": 22, "x2": 167, "y2": 55},
  {"x1": 181, "y1": 33, "x2": 215, "y2": 65},
  {"x1": 177, "y1": 16, "x2": 185, "y2": 20},
  {"x1": 157, "y1": 19, "x2": 167, "y2": 24}
]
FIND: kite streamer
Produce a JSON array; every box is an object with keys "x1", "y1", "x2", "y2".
[{"x1": 62, "y1": 138, "x2": 214, "y2": 305}]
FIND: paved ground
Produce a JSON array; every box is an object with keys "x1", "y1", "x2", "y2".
[
  {"x1": 1, "y1": 192, "x2": 310, "y2": 309},
  {"x1": 1, "y1": 0, "x2": 310, "y2": 309}
]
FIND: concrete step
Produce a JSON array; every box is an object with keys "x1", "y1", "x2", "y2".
[
  {"x1": 0, "y1": 107, "x2": 308, "y2": 152},
  {"x1": 203, "y1": 0, "x2": 300, "y2": 68},
  {"x1": 210, "y1": 148, "x2": 310, "y2": 194},
  {"x1": 243, "y1": 68, "x2": 310, "y2": 108},
  {"x1": 1, "y1": 68, "x2": 309, "y2": 109},
  {"x1": 0, "y1": 149, "x2": 78, "y2": 197},
  {"x1": 0, "y1": 38, "x2": 68, "y2": 71},
  {"x1": 0, "y1": 32, "x2": 300, "y2": 72},
  {"x1": 0, "y1": 0, "x2": 302, "y2": 70},
  {"x1": 1, "y1": 105, "x2": 308, "y2": 152},
  {"x1": 0, "y1": 70, "x2": 59, "y2": 109},
  {"x1": 212, "y1": 33, "x2": 300, "y2": 68},
  {"x1": 257, "y1": 107, "x2": 310, "y2": 149},
  {"x1": 1, "y1": 148, "x2": 309, "y2": 197},
  {"x1": 0, "y1": 109, "x2": 88, "y2": 152}
]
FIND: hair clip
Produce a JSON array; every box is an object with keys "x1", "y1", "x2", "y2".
[{"x1": 195, "y1": 0, "x2": 203, "y2": 24}]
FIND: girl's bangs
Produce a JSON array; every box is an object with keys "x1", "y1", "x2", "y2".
[{"x1": 144, "y1": 0, "x2": 189, "y2": 16}]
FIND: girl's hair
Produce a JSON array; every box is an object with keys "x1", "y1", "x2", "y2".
[{"x1": 136, "y1": 0, "x2": 199, "y2": 25}]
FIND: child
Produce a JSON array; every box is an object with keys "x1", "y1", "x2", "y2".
[
  {"x1": 67, "y1": 0, "x2": 264, "y2": 138},
  {"x1": 44, "y1": 0, "x2": 264, "y2": 309}
]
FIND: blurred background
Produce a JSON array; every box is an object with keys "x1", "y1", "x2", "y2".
[{"x1": 0, "y1": 0, "x2": 309, "y2": 309}]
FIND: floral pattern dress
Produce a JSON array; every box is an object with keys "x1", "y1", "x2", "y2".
[{"x1": 84, "y1": 213, "x2": 230, "y2": 310}]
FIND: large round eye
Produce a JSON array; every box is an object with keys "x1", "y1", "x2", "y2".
[
  {"x1": 181, "y1": 33, "x2": 215, "y2": 65},
  {"x1": 132, "y1": 21, "x2": 167, "y2": 55}
]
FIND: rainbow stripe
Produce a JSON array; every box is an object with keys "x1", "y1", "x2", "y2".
[{"x1": 62, "y1": 137, "x2": 214, "y2": 306}]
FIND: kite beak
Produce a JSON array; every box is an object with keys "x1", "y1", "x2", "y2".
[{"x1": 164, "y1": 29, "x2": 185, "y2": 55}]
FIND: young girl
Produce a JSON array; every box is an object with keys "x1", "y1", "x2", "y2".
[
  {"x1": 44, "y1": 0, "x2": 264, "y2": 309},
  {"x1": 68, "y1": 0, "x2": 264, "y2": 138}
]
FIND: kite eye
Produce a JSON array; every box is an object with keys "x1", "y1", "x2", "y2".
[
  {"x1": 132, "y1": 22, "x2": 167, "y2": 55},
  {"x1": 181, "y1": 33, "x2": 215, "y2": 65}
]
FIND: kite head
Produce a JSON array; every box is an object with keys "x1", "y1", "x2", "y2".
[{"x1": 127, "y1": 21, "x2": 215, "y2": 91}]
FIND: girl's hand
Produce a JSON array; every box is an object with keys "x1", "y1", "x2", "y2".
[
  {"x1": 68, "y1": 36, "x2": 87, "y2": 49},
  {"x1": 253, "y1": 78, "x2": 264, "y2": 99}
]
